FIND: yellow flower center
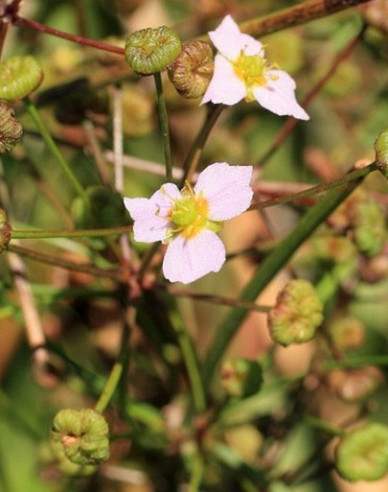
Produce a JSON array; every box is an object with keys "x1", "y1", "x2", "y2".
[
  {"x1": 232, "y1": 51, "x2": 268, "y2": 102},
  {"x1": 170, "y1": 185, "x2": 210, "y2": 239}
]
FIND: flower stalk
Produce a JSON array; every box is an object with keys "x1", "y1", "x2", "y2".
[
  {"x1": 197, "y1": 0, "x2": 374, "y2": 40},
  {"x1": 94, "y1": 326, "x2": 129, "y2": 414},
  {"x1": 154, "y1": 71, "x2": 173, "y2": 181},
  {"x1": 11, "y1": 225, "x2": 132, "y2": 239},
  {"x1": 24, "y1": 97, "x2": 89, "y2": 204},
  {"x1": 181, "y1": 103, "x2": 224, "y2": 185}
]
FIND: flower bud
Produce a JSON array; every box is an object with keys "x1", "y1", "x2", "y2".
[
  {"x1": 335, "y1": 423, "x2": 388, "y2": 481},
  {"x1": 268, "y1": 279, "x2": 323, "y2": 346},
  {"x1": 327, "y1": 366, "x2": 384, "y2": 402},
  {"x1": 50, "y1": 408, "x2": 110, "y2": 466},
  {"x1": 125, "y1": 26, "x2": 181, "y2": 75},
  {"x1": 0, "y1": 56, "x2": 44, "y2": 101},
  {"x1": 0, "y1": 102, "x2": 22, "y2": 153},
  {"x1": 0, "y1": 209, "x2": 12, "y2": 253},
  {"x1": 168, "y1": 40, "x2": 214, "y2": 99},
  {"x1": 220, "y1": 358, "x2": 263, "y2": 398},
  {"x1": 352, "y1": 199, "x2": 387, "y2": 256}
]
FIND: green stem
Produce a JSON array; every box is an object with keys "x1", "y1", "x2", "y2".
[
  {"x1": 303, "y1": 415, "x2": 345, "y2": 437},
  {"x1": 173, "y1": 319, "x2": 207, "y2": 414},
  {"x1": 11, "y1": 225, "x2": 132, "y2": 239},
  {"x1": 94, "y1": 361, "x2": 124, "y2": 413},
  {"x1": 164, "y1": 285, "x2": 272, "y2": 312},
  {"x1": 181, "y1": 104, "x2": 224, "y2": 186},
  {"x1": 8, "y1": 243, "x2": 120, "y2": 279},
  {"x1": 188, "y1": 453, "x2": 204, "y2": 492},
  {"x1": 95, "y1": 320, "x2": 130, "y2": 414},
  {"x1": 323, "y1": 355, "x2": 388, "y2": 370},
  {"x1": 24, "y1": 97, "x2": 89, "y2": 203},
  {"x1": 201, "y1": 178, "x2": 369, "y2": 387},
  {"x1": 254, "y1": 163, "x2": 378, "y2": 210},
  {"x1": 47, "y1": 343, "x2": 164, "y2": 430},
  {"x1": 154, "y1": 72, "x2": 173, "y2": 181},
  {"x1": 315, "y1": 261, "x2": 356, "y2": 306}
]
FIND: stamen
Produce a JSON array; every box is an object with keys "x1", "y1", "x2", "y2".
[{"x1": 233, "y1": 50, "x2": 268, "y2": 89}]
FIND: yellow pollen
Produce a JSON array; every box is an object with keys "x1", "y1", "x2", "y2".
[
  {"x1": 169, "y1": 185, "x2": 209, "y2": 240},
  {"x1": 233, "y1": 51, "x2": 268, "y2": 91}
]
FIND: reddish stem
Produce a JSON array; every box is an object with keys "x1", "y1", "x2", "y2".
[
  {"x1": 0, "y1": 20, "x2": 8, "y2": 60},
  {"x1": 257, "y1": 26, "x2": 366, "y2": 167},
  {"x1": 239, "y1": 0, "x2": 373, "y2": 38},
  {"x1": 14, "y1": 15, "x2": 125, "y2": 55}
]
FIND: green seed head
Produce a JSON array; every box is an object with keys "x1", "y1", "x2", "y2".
[
  {"x1": 125, "y1": 25, "x2": 181, "y2": 75},
  {"x1": 0, "y1": 56, "x2": 44, "y2": 101},
  {"x1": 168, "y1": 40, "x2": 214, "y2": 99},
  {"x1": 0, "y1": 102, "x2": 23, "y2": 153},
  {"x1": 336, "y1": 423, "x2": 388, "y2": 481},
  {"x1": 50, "y1": 408, "x2": 110, "y2": 467},
  {"x1": 268, "y1": 279, "x2": 323, "y2": 346}
]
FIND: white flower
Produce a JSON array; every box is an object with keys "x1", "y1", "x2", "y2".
[
  {"x1": 201, "y1": 15, "x2": 309, "y2": 120},
  {"x1": 124, "y1": 162, "x2": 253, "y2": 284}
]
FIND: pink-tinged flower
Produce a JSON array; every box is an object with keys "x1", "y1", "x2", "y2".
[
  {"x1": 124, "y1": 162, "x2": 253, "y2": 284},
  {"x1": 201, "y1": 15, "x2": 309, "y2": 120}
]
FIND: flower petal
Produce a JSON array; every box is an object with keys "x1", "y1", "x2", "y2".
[
  {"x1": 152, "y1": 183, "x2": 181, "y2": 217},
  {"x1": 163, "y1": 230, "x2": 226, "y2": 284},
  {"x1": 124, "y1": 197, "x2": 169, "y2": 243},
  {"x1": 194, "y1": 162, "x2": 253, "y2": 221},
  {"x1": 201, "y1": 55, "x2": 246, "y2": 105},
  {"x1": 209, "y1": 15, "x2": 263, "y2": 60},
  {"x1": 253, "y1": 70, "x2": 309, "y2": 120}
]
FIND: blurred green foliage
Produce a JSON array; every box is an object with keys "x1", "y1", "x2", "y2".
[{"x1": 1, "y1": 0, "x2": 388, "y2": 491}]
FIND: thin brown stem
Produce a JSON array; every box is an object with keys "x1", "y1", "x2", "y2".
[
  {"x1": 250, "y1": 162, "x2": 378, "y2": 210},
  {"x1": 14, "y1": 15, "x2": 125, "y2": 55},
  {"x1": 181, "y1": 104, "x2": 224, "y2": 185},
  {"x1": 0, "y1": 156, "x2": 48, "y2": 365},
  {"x1": 257, "y1": 26, "x2": 366, "y2": 167},
  {"x1": 7, "y1": 251, "x2": 48, "y2": 364},
  {"x1": 162, "y1": 284, "x2": 272, "y2": 313},
  {"x1": 238, "y1": 0, "x2": 372, "y2": 38},
  {"x1": 0, "y1": 20, "x2": 9, "y2": 60},
  {"x1": 8, "y1": 243, "x2": 121, "y2": 280}
]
